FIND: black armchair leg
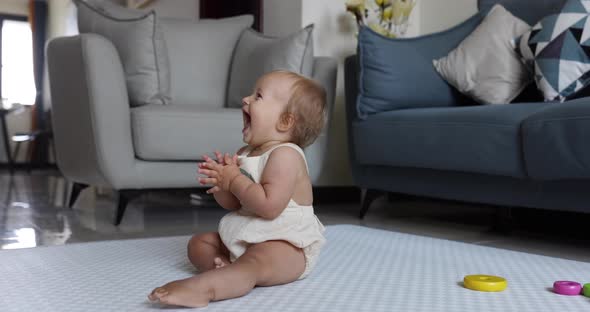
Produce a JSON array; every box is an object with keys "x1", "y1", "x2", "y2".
[
  {"x1": 69, "y1": 183, "x2": 89, "y2": 208},
  {"x1": 359, "y1": 189, "x2": 383, "y2": 219},
  {"x1": 115, "y1": 190, "x2": 142, "y2": 226}
]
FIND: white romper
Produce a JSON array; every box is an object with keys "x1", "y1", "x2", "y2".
[{"x1": 218, "y1": 143, "x2": 326, "y2": 279}]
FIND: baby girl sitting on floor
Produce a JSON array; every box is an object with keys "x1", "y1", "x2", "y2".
[{"x1": 148, "y1": 70, "x2": 327, "y2": 308}]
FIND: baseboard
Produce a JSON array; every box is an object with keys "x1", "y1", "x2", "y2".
[
  {"x1": 313, "y1": 186, "x2": 360, "y2": 204},
  {"x1": 0, "y1": 162, "x2": 58, "y2": 171}
]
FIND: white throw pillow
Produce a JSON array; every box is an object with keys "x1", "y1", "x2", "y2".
[{"x1": 433, "y1": 5, "x2": 531, "y2": 104}]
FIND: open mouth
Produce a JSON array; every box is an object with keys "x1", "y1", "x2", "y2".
[{"x1": 242, "y1": 109, "x2": 251, "y2": 134}]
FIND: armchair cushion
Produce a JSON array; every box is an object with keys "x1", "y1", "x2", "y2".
[
  {"x1": 131, "y1": 105, "x2": 244, "y2": 161},
  {"x1": 161, "y1": 16, "x2": 253, "y2": 109},
  {"x1": 226, "y1": 25, "x2": 314, "y2": 108},
  {"x1": 75, "y1": 0, "x2": 171, "y2": 106},
  {"x1": 356, "y1": 13, "x2": 483, "y2": 119}
]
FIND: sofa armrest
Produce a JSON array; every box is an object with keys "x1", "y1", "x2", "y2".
[
  {"x1": 47, "y1": 34, "x2": 139, "y2": 189},
  {"x1": 522, "y1": 97, "x2": 590, "y2": 180}
]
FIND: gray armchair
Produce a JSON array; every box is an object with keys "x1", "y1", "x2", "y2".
[{"x1": 47, "y1": 22, "x2": 337, "y2": 225}]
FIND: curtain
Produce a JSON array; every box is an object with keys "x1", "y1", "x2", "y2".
[{"x1": 28, "y1": 0, "x2": 48, "y2": 164}]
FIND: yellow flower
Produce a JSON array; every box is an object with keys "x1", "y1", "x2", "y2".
[
  {"x1": 383, "y1": 6, "x2": 393, "y2": 20},
  {"x1": 375, "y1": 0, "x2": 383, "y2": 5},
  {"x1": 369, "y1": 23, "x2": 390, "y2": 36},
  {"x1": 392, "y1": 0, "x2": 416, "y2": 25},
  {"x1": 346, "y1": 0, "x2": 364, "y2": 10}
]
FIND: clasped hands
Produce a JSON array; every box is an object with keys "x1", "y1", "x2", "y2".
[{"x1": 198, "y1": 150, "x2": 242, "y2": 194}]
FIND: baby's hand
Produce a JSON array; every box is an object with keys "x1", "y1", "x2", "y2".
[
  {"x1": 201, "y1": 150, "x2": 228, "y2": 166},
  {"x1": 199, "y1": 153, "x2": 241, "y2": 193}
]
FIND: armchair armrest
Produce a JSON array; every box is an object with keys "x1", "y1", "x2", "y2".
[
  {"x1": 522, "y1": 97, "x2": 590, "y2": 180},
  {"x1": 306, "y1": 57, "x2": 338, "y2": 184},
  {"x1": 47, "y1": 34, "x2": 138, "y2": 188}
]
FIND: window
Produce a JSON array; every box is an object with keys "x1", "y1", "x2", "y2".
[{"x1": 0, "y1": 15, "x2": 35, "y2": 108}]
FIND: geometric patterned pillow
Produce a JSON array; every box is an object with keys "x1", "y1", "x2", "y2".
[{"x1": 515, "y1": 0, "x2": 590, "y2": 101}]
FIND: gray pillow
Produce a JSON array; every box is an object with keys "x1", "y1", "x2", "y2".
[
  {"x1": 433, "y1": 4, "x2": 531, "y2": 104},
  {"x1": 227, "y1": 25, "x2": 314, "y2": 108},
  {"x1": 161, "y1": 16, "x2": 253, "y2": 108},
  {"x1": 75, "y1": 0, "x2": 171, "y2": 106}
]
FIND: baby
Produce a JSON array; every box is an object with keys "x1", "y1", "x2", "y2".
[{"x1": 148, "y1": 70, "x2": 327, "y2": 308}]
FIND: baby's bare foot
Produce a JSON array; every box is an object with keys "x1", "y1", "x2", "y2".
[
  {"x1": 148, "y1": 276, "x2": 213, "y2": 308},
  {"x1": 214, "y1": 257, "x2": 228, "y2": 269}
]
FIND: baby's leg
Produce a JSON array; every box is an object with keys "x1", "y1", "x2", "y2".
[
  {"x1": 187, "y1": 232, "x2": 230, "y2": 272},
  {"x1": 148, "y1": 240, "x2": 305, "y2": 308}
]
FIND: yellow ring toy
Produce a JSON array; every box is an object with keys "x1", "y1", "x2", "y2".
[{"x1": 464, "y1": 275, "x2": 508, "y2": 292}]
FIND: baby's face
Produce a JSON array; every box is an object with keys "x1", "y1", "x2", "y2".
[{"x1": 241, "y1": 73, "x2": 294, "y2": 146}]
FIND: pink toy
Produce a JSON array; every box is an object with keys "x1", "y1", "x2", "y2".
[{"x1": 553, "y1": 281, "x2": 582, "y2": 296}]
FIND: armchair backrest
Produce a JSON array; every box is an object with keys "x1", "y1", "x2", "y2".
[{"x1": 160, "y1": 15, "x2": 253, "y2": 108}]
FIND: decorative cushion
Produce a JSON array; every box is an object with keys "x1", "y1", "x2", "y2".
[
  {"x1": 515, "y1": 0, "x2": 590, "y2": 101},
  {"x1": 75, "y1": 0, "x2": 171, "y2": 106},
  {"x1": 433, "y1": 5, "x2": 532, "y2": 104},
  {"x1": 356, "y1": 13, "x2": 484, "y2": 119},
  {"x1": 161, "y1": 16, "x2": 254, "y2": 109},
  {"x1": 226, "y1": 25, "x2": 314, "y2": 108}
]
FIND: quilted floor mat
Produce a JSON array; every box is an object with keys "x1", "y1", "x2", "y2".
[{"x1": 1, "y1": 224, "x2": 589, "y2": 311}]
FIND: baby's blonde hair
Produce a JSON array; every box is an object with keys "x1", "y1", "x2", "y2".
[{"x1": 272, "y1": 70, "x2": 326, "y2": 148}]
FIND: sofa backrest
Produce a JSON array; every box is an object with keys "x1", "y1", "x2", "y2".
[
  {"x1": 161, "y1": 15, "x2": 253, "y2": 108},
  {"x1": 478, "y1": 0, "x2": 567, "y2": 25}
]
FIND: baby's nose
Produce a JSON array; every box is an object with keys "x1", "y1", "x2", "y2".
[{"x1": 242, "y1": 97, "x2": 249, "y2": 106}]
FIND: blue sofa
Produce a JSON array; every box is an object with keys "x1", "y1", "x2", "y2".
[{"x1": 345, "y1": 0, "x2": 590, "y2": 217}]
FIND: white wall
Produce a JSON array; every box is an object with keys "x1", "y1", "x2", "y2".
[
  {"x1": 420, "y1": 0, "x2": 478, "y2": 34},
  {"x1": 260, "y1": 0, "x2": 422, "y2": 185},
  {"x1": 263, "y1": 0, "x2": 301, "y2": 37},
  {"x1": 300, "y1": 0, "x2": 357, "y2": 185},
  {"x1": 0, "y1": 0, "x2": 28, "y2": 16}
]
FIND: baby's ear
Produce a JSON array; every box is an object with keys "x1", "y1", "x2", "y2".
[{"x1": 277, "y1": 112, "x2": 296, "y2": 132}]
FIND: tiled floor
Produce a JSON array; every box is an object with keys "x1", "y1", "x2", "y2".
[{"x1": 1, "y1": 170, "x2": 590, "y2": 263}]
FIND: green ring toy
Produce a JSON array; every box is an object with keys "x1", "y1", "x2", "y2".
[{"x1": 584, "y1": 283, "x2": 590, "y2": 297}]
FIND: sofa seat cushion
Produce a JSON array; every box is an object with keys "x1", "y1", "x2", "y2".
[
  {"x1": 522, "y1": 98, "x2": 590, "y2": 180},
  {"x1": 352, "y1": 103, "x2": 551, "y2": 178},
  {"x1": 131, "y1": 105, "x2": 244, "y2": 161}
]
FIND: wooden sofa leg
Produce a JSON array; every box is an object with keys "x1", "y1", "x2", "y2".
[
  {"x1": 359, "y1": 189, "x2": 382, "y2": 219},
  {"x1": 69, "y1": 183, "x2": 89, "y2": 208},
  {"x1": 115, "y1": 190, "x2": 142, "y2": 226}
]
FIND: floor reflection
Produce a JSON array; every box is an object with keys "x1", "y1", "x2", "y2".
[
  {"x1": 1, "y1": 169, "x2": 590, "y2": 263},
  {"x1": 3, "y1": 227, "x2": 36, "y2": 249}
]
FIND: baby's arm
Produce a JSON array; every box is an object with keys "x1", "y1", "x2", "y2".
[{"x1": 229, "y1": 147, "x2": 300, "y2": 220}]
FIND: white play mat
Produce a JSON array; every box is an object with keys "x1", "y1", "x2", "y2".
[{"x1": 1, "y1": 225, "x2": 589, "y2": 311}]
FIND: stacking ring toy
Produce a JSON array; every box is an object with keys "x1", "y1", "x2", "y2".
[
  {"x1": 464, "y1": 275, "x2": 507, "y2": 292},
  {"x1": 553, "y1": 281, "x2": 582, "y2": 296},
  {"x1": 583, "y1": 283, "x2": 590, "y2": 297}
]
